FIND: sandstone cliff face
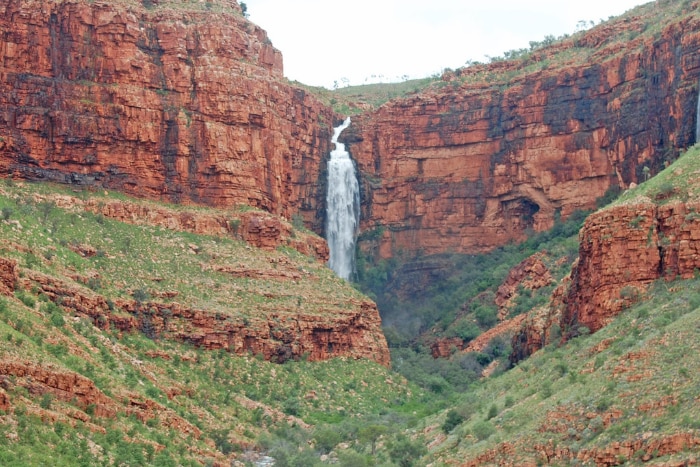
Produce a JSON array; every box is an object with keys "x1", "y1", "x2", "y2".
[
  {"x1": 512, "y1": 198, "x2": 700, "y2": 361},
  {"x1": 0, "y1": 258, "x2": 389, "y2": 365},
  {"x1": 0, "y1": 0, "x2": 337, "y2": 229},
  {"x1": 563, "y1": 199, "x2": 700, "y2": 334},
  {"x1": 344, "y1": 8, "x2": 700, "y2": 258}
]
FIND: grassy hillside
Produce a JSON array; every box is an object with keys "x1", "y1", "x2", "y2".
[
  {"x1": 3, "y1": 157, "x2": 698, "y2": 466},
  {"x1": 0, "y1": 179, "x2": 429, "y2": 466},
  {"x1": 614, "y1": 143, "x2": 700, "y2": 206},
  {"x1": 424, "y1": 275, "x2": 700, "y2": 465}
]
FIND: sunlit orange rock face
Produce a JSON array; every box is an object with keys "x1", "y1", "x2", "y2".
[
  {"x1": 0, "y1": 0, "x2": 337, "y2": 229},
  {"x1": 343, "y1": 13, "x2": 700, "y2": 258}
]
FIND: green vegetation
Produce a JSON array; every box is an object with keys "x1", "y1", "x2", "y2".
[
  {"x1": 615, "y1": 143, "x2": 700, "y2": 206},
  {"x1": 424, "y1": 274, "x2": 700, "y2": 464},
  {"x1": 293, "y1": 77, "x2": 440, "y2": 115},
  {"x1": 302, "y1": 1, "x2": 700, "y2": 118},
  {"x1": 355, "y1": 209, "x2": 589, "y2": 395},
  {"x1": 0, "y1": 180, "x2": 438, "y2": 465},
  {"x1": 0, "y1": 182, "x2": 363, "y2": 320},
  {"x1": 1, "y1": 147, "x2": 699, "y2": 464}
]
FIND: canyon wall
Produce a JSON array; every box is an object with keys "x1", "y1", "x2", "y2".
[
  {"x1": 512, "y1": 197, "x2": 700, "y2": 362},
  {"x1": 563, "y1": 199, "x2": 700, "y2": 334},
  {"x1": 0, "y1": 0, "x2": 337, "y2": 230},
  {"x1": 3, "y1": 0, "x2": 700, "y2": 262},
  {"x1": 344, "y1": 7, "x2": 700, "y2": 258}
]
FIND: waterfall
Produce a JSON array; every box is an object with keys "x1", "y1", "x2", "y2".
[{"x1": 326, "y1": 117, "x2": 359, "y2": 280}]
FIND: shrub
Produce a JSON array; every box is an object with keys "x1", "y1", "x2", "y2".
[
  {"x1": 475, "y1": 352, "x2": 492, "y2": 366},
  {"x1": 458, "y1": 352, "x2": 485, "y2": 377},
  {"x1": 358, "y1": 424, "x2": 388, "y2": 454},
  {"x1": 132, "y1": 288, "x2": 149, "y2": 304},
  {"x1": 619, "y1": 285, "x2": 641, "y2": 302},
  {"x1": 337, "y1": 450, "x2": 371, "y2": 467},
  {"x1": 486, "y1": 404, "x2": 498, "y2": 420},
  {"x1": 50, "y1": 310, "x2": 65, "y2": 328},
  {"x1": 388, "y1": 435, "x2": 427, "y2": 467},
  {"x1": 228, "y1": 219, "x2": 241, "y2": 236},
  {"x1": 291, "y1": 213, "x2": 305, "y2": 231},
  {"x1": 474, "y1": 303, "x2": 498, "y2": 327},
  {"x1": 472, "y1": 421, "x2": 496, "y2": 441},
  {"x1": 654, "y1": 181, "x2": 675, "y2": 200},
  {"x1": 540, "y1": 381, "x2": 553, "y2": 399},
  {"x1": 554, "y1": 361, "x2": 569, "y2": 376},
  {"x1": 314, "y1": 427, "x2": 342, "y2": 454},
  {"x1": 484, "y1": 335, "x2": 511, "y2": 360},
  {"x1": 40, "y1": 393, "x2": 52, "y2": 409},
  {"x1": 211, "y1": 429, "x2": 237, "y2": 455},
  {"x1": 87, "y1": 277, "x2": 102, "y2": 291},
  {"x1": 596, "y1": 185, "x2": 621, "y2": 208},
  {"x1": 442, "y1": 409, "x2": 464, "y2": 433},
  {"x1": 282, "y1": 397, "x2": 300, "y2": 416},
  {"x1": 451, "y1": 319, "x2": 481, "y2": 342},
  {"x1": 596, "y1": 397, "x2": 612, "y2": 412},
  {"x1": 15, "y1": 290, "x2": 36, "y2": 308}
]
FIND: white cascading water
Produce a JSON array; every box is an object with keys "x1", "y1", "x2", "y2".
[{"x1": 326, "y1": 117, "x2": 359, "y2": 280}]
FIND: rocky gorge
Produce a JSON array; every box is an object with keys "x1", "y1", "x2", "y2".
[{"x1": 0, "y1": 0, "x2": 700, "y2": 464}]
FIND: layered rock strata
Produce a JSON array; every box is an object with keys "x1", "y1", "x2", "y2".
[
  {"x1": 44, "y1": 193, "x2": 329, "y2": 260},
  {"x1": 0, "y1": 0, "x2": 337, "y2": 229},
  {"x1": 512, "y1": 199, "x2": 700, "y2": 361},
  {"x1": 5, "y1": 260, "x2": 390, "y2": 366},
  {"x1": 344, "y1": 8, "x2": 700, "y2": 258},
  {"x1": 563, "y1": 200, "x2": 700, "y2": 334}
]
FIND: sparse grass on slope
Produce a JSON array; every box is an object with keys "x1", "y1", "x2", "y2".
[
  {"x1": 424, "y1": 276, "x2": 700, "y2": 466},
  {"x1": 614, "y1": 143, "x2": 700, "y2": 206},
  {"x1": 0, "y1": 180, "x2": 363, "y2": 320},
  {"x1": 0, "y1": 179, "x2": 431, "y2": 465},
  {"x1": 305, "y1": 1, "x2": 699, "y2": 113}
]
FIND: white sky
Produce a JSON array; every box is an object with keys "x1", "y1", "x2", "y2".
[{"x1": 244, "y1": 0, "x2": 650, "y2": 89}]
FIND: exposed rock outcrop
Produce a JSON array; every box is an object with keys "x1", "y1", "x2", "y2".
[
  {"x1": 431, "y1": 253, "x2": 554, "y2": 359},
  {"x1": 0, "y1": 361, "x2": 116, "y2": 417},
  {"x1": 494, "y1": 253, "x2": 553, "y2": 319},
  {"x1": 0, "y1": 256, "x2": 17, "y2": 295},
  {"x1": 461, "y1": 433, "x2": 700, "y2": 467},
  {"x1": 345, "y1": 8, "x2": 700, "y2": 258},
  {"x1": 512, "y1": 199, "x2": 700, "y2": 361},
  {"x1": 47, "y1": 193, "x2": 329, "y2": 260},
  {"x1": 563, "y1": 200, "x2": 700, "y2": 334},
  {"x1": 16, "y1": 263, "x2": 390, "y2": 366},
  {"x1": 429, "y1": 337, "x2": 463, "y2": 358},
  {"x1": 0, "y1": 0, "x2": 337, "y2": 230}
]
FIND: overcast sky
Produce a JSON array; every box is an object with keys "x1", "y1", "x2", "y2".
[{"x1": 244, "y1": 0, "x2": 650, "y2": 89}]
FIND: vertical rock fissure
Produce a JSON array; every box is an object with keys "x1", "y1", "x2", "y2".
[
  {"x1": 696, "y1": 82, "x2": 700, "y2": 144},
  {"x1": 326, "y1": 118, "x2": 359, "y2": 280}
]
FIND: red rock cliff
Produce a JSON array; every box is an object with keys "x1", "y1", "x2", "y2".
[
  {"x1": 512, "y1": 197, "x2": 700, "y2": 362},
  {"x1": 563, "y1": 199, "x2": 700, "y2": 334},
  {"x1": 344, "y1": 5, "x2": 700, "y2": 258},
  {"x1": 0, "y1": 0, "x2": 337, "y2": 229}
]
